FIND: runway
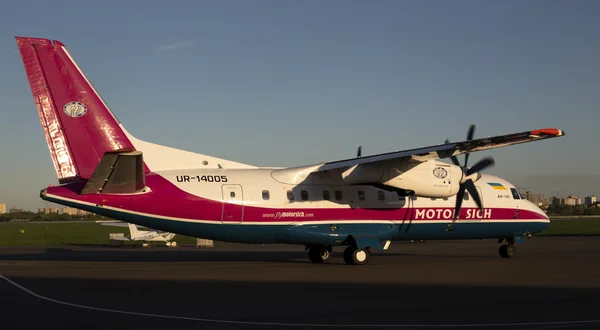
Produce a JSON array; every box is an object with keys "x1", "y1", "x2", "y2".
[{"x1": 1, "y1": 237, "x2": 599, "y2": 329}]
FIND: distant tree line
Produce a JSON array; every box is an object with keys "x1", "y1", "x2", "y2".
[
  {"x1": 0, "y1": 211, "x2": 112, "y2": 222},
  {"x1": 544, "y1": 204, "x2": 600, "y2": 216}
]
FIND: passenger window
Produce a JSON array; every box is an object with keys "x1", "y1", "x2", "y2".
[
  {"x1": 323, "y1": 190, "x2": 330, "y2": 200},
  {"x1": 262, "y1": 190, "x2": 270, "y2": 200},
  {"x1": 230, "y1": 192, "x2": 236, "y2": 198},
  {"x1": 287, "y1": 190, "x2": 294, "y2": 201},
  {"x1": 335, "y1": 190, "x2": 342, "y2": 201},
  {"x1": 464, "y1": 192, "x2": 469, "y2": 200},
  {"x1": 301, "y1": 190, "x2": 309, "y2": 201},
  {"x1": 358, "y1": 190, "x2": 365, "y2": 201},
  {"x1": 510, "y1": 188, "x2": 521, "y2": 200},
  {"x1": 377, "y1": 191, "x2": 385, "y2": 201}
]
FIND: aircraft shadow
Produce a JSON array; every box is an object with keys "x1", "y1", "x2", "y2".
[{"x1": 0, "y1": 247, "x2": 418, "y2": 263}]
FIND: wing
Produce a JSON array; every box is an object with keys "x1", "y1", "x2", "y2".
[
  {"x1": 318, "y1": 128, "x2": 564, "y2": 171},
  {"x1": 98, "y1": 221, "x2": 131, "y2": 228},
  {"x1": 276, "y1": 127, "x2": 564, "y2": 177}
]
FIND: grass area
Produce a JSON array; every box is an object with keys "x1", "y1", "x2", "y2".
[
  {"x1": 537, "y1": 219, "x2": 600, "y2": 236},
  {"x1": 1, "y1": 219, "x2": 599, "y2": 246},
  {"x1": 0, "y1": 222, "x2": 197, "y2": 246}
]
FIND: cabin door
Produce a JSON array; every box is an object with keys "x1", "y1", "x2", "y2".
[{"x1": 221, "y1": 184, "x2": 244, "y2": 223}]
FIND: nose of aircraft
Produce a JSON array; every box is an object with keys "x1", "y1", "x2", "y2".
[{"x1": 530, "y1": 202, "x2": 551, "y2": 234}]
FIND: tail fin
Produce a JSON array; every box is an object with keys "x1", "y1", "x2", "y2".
[
  {"x1": 17, "y1": 37, "x2": 258, "y2": 178},
  {"x1": 128, "y1": 223, "x2": 140, "y2": 240},
  {"x1": 15, "y1": 37, "x2": 144, "y2": 182}
]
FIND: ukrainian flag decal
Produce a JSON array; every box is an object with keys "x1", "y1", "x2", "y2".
[{"x1": 487, "y1": 182, "x2": 508, "y2": 190}]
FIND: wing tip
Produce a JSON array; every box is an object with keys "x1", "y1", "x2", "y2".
[{"x1": 531, "y1": 128, "x2": 565, "y2": 136}]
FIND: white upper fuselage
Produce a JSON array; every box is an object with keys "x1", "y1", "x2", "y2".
[{"x1": 155, "y1": 166, "x2": 547, "y2": 224}]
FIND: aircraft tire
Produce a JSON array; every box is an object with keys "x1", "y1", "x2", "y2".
[
  {"x1": 308, "y1": 246, "x2": 331, "y2": 263},
  {"x1": 499, "y1": 244, "x2": 516, "y2": 258},
  {"x1": 343, "y1": 246, "x2": 369, "y2": 265}
]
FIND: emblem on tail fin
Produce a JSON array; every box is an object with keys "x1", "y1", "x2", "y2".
[{"x1": 63, "y1": 101, "x2": 87, "y2": 117}]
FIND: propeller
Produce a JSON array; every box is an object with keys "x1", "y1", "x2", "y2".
[{"x1": 446, "y1": 125, "x2": 495, "y2": 224}]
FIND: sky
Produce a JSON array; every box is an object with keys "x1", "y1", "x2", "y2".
[{"x1": 0, "y1": 0, "x2": 599, "y2": 211}]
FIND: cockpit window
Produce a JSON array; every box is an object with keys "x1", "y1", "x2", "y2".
[{"x1": 510, "y1": 188, "x2": 521, "y2": 200}]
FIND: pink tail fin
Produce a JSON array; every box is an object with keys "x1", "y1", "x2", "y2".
[{"x1": 15, "y1": 37, "x2": 148, "y2": 182}]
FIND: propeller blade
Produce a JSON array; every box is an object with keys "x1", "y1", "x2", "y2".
[
  {"x1": 467, "y1": 124, "x2": 476, "y2": 141},
  {"x1": 466, "y1": 156, "x2": 495, "y2": 176},
  {"x1": 357, "y1": 146, "x2": 362, "y2": 158},
  {"x1": 464, "y1": 125, "x2": 475, "y2": 166},
  {"x1": 453, "y1": 186, "x2": 465, "y2": 220},
  {"x1": 445, "y1": 138, "x2": 461, "y2": 166},
  {"x1": 450, "y1": 156, "x2": 461, "y2": 167},
  {"x1": 464, "y1": 179, "x2": 483, "y2": 210}
]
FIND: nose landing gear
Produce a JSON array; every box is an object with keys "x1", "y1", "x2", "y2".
[{"x1": 498, "y1": 238, "x2": 517, "y2": 258}]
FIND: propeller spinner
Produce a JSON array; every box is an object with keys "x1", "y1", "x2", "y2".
[{"x1": 446, "y1": 125, "x2": 495, "y2": 223}]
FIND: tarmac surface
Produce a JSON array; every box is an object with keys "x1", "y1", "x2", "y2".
[{"x1": 1, "y1": 237, "x2": 599, "y2": 330}]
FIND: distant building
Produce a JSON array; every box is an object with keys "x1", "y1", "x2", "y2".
[
  {"x1": 9, "y1": 207, "x2": 24, "y2": 213},
  {"x1": 564, "y1": 196, "x2": 578, "y2": 206},
  {"x1": 38, "y1": 208, "x2": 60, "y2": 214},
  {"x1": 585, "y1": 195, "x2": 597, "y2": 206},
  {"x1": 60, "y1": 207, "x2": 91, "y2": 216},
  {"x1": 525, "y1": 193, "x2": 546, "y2": 207},
  {"x1": 0, "y1": 203, "x2": 6, "y2": 214},
  {"x1": 552, "y1": 197, "x2": 563, "y2": 207}
]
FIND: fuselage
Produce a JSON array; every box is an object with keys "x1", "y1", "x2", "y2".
[{"x1": 41, "y1": 167, "x2": 550, "y2": 246}]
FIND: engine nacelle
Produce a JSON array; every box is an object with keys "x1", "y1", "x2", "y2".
[
  {"x1": 340, "y1": 160, "x2": 462, "y2": 198},
  {"x1": 380, "y1": 160, "x2": 462, "y2": 198}
]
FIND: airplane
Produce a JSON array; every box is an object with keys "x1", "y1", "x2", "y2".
[
  {"x1": 13, "y1": 36, "x2": 565, "y2": 265},
  {"x1": 97, "y1": 221, "x2": 178, "y2": 247}
]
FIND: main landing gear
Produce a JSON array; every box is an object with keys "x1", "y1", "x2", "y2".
[
  {"x1": 498, "y1": 238, "x2": 516, "y2": 258},
  {"x1": 307, "y1": 245, "x2": 332, "y2": 263},
  {"x1": 343, "y1": 245, "x2": 370, "y2": 265},
  {"x1": 306, "y1": 245, "x2": 371, "y2": 265}
]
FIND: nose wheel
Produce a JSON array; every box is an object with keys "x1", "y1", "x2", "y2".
[{"x1": 498, "y1": 238, "x2": 517, "y2": 258}]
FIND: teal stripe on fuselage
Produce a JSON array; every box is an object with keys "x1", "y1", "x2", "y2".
[{"x1": 47, "y1": 196, "x2": 549, "y2": 246}]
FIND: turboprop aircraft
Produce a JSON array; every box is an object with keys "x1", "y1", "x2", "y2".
[{"x1": 14, "y1": 36, "x2": 565, "y2": 265}]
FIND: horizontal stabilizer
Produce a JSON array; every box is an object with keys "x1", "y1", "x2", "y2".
[{"x1": 81, "y1": 151, "x2": 146, "y2": 194}]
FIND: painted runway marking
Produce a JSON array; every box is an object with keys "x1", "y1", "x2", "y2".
[{"x1": 1, "y1": 274, "x2": 600, "y2": 328}]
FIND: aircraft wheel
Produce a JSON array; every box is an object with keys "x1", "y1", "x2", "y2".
[
  {"x1": 308, "y1": 246, "x2": 331, "y2": 263},
  {"x1": 499, "y1": 244, "x2": 516, "y2": 258},
  {"x1": 343, "y1": 246, "x2": 369, "y2": 265}
]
